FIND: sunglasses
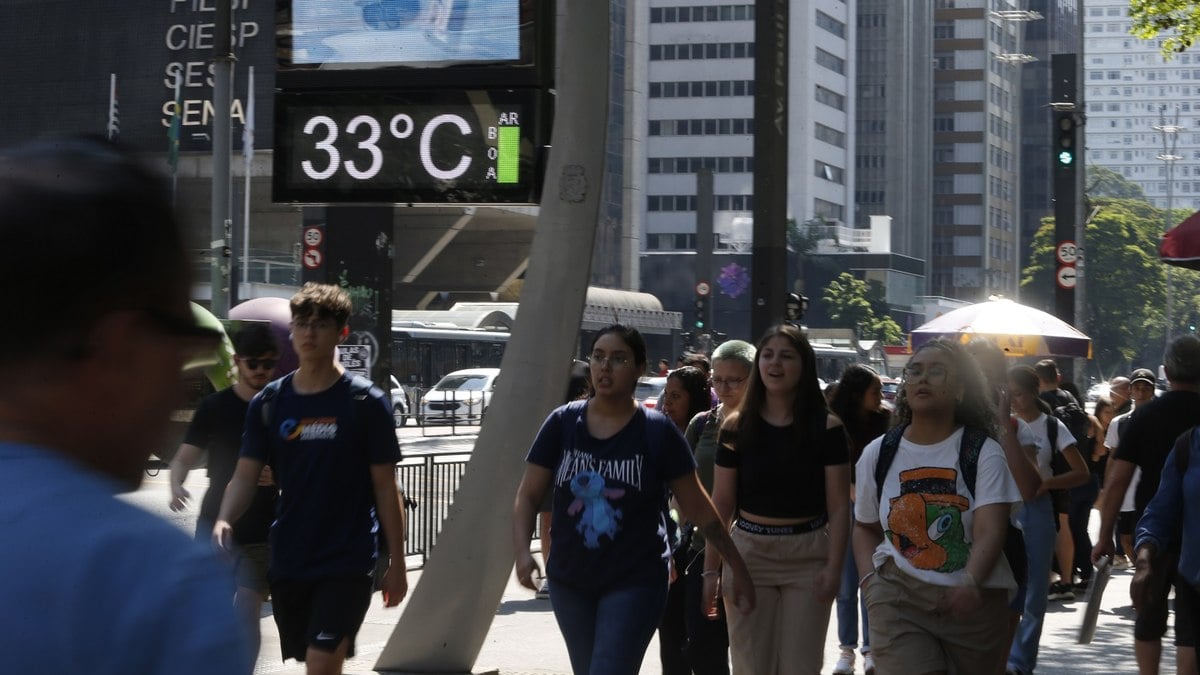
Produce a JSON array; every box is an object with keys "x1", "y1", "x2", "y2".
[{"x1": 241, "y1": 358, "x2": 278, "y2": 370}]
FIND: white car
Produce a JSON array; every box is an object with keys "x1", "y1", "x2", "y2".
[
  {"x1": 636, "y1": 376, "x2": 667, "y2": 409},
  {"x1": 419, "y1": 368, "x2": 500, "y2": 425}
]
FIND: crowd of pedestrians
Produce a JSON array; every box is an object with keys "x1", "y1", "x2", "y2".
[
  {"x1": 13, "y1": 137, "x2": 1200, "y2": 675},
  {"x1": 516, "y1": 326, "x2": 1200, "y2": 675}
]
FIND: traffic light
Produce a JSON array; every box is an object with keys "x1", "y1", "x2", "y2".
[
  {"x1": 694, "y1": 295, "x2": 708, "y2": 330},
  {"x1": 784, "y1": 292, "x2": 808, "y2": 325},
  {"x1": 1055, "y1": 112, "x2": 1077, "y2": 167}
]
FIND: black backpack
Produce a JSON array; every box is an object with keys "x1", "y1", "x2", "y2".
[
  {"x1": 1046, "y1": 390, "x2": 1090, "y2": 453},
  {"x1": 872, "y1": 424, "x2": 1026, "y2": 585}
]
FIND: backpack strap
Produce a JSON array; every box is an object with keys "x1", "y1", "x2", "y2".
[
  {"x1": 875, "y1": 424, "x2": 907, "y2": 502},
  {"x1": 875, "y1": 424, "x2": 987, "y2": 502},
  {"x1": 259, "y1": 376, "x2": 286, "y2": 429},
  {"x1": 957, "y1": 426, "x2": 989, "y2": 499}
]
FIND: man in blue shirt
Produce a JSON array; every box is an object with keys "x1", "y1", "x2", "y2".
[
  {"x1": 216, "y1": 282, "x2": 407, "y2": 675},
  {"x1": 0, "y1": 137, "x2": 250, "y2": 674},
  {"x1": 1134, "y1": 427, "x2": 1200, "y2": 652}
]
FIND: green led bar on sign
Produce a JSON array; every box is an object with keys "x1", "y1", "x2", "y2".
[{"x1": 497, "y1": 126, "x2": 520, "y2": 183}]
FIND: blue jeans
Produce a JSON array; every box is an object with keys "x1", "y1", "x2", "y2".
[
  {"x1": 836, "y1": 523, "x2": 869, "y2": 652},
  {"x1": 551, "y1": 579, "x2": 669, "y2": 675},
  {"x1": 1007, "y1": 494, "x2": 1056, "y2": 674}
]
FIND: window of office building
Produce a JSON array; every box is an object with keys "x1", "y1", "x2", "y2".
[
  {"x1": 815, "y1": 161, "x2": 845, "y2": 184},
  {"x1": 816, "y1": 10, "x2": 846, "y2": 38},
  {"x1": 816, "y1": 48, "x2": 845, "y2": 75},
  {"x1": 816, "y1": 85, "x2": 846, "y2": 111}
]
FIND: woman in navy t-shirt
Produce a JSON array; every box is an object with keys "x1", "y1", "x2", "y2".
[{"x1": 513, "y1": 325, "x2": 755, "y2": 675}]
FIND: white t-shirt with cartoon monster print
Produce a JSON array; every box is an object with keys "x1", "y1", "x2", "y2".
[{"x1": 855, "y1": 426, "x2": 1022, "y2": 589}]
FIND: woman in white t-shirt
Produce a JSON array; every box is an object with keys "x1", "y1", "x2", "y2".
[
  {"x1": 853, "y1": 338, "x2": 1022, "y2": 673},
  {"x1": 1004, "y1": 365, "x2": 1089, "y2": 675}
]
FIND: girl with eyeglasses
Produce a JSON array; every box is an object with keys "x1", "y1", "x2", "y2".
[
  {"x1": 853, "y1": 338, "x2": 1022, "y2": 673},
  {"x1": 703, "y1": 325, "x2": 851, "y2": 674},
  {"x1": 512, "y1": 324, "x2": 754, "y2": 675}
]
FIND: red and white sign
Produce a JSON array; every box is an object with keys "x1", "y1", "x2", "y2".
[
  {"x1": 303, "y1": 227, "x2": 324, "y2": 248},
  {"x1": 1056, "y1": 265, "x2": 1077, "y2": 289},
  {"x1": 1055, "y1": 241, "x2": 1077, "y2": 265},
  {"x1": 695, "y1": 281, "x2": 711, "y2": 296},
  {"x1": 302, "y1": 248, "x2": 323, "y2": 269}
]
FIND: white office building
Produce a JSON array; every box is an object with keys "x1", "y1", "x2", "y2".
[
  {"x1": 639, "y1": 1, "x2": 855, "y2": 251},
  {"x1": 1083, "y1": 0, "x2": 1200, "y2": 211}
]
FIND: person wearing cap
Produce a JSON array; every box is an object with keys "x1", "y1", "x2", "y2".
[
  {"x1": 0, "y1": 137, "x2": 249, "y2": 673},
  {"x1": 1102, "y1": 369, "x2": 1158, "y2": 571},
  {"x1": 1094, "y1": 340, "x2": 1200, "y2": 675}
]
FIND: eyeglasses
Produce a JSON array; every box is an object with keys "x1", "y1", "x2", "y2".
[
  {"x1": 291, "y1": 318, "x2": 336, "y2": 332},
  {"x1": 903, "y1": 364, "x2": 949, "y2": 384},
  {"x1": 241, "y1": 358, "x2": 278, "y2": 371},
  {"x1": 589, "y1": 354, "x2": 631, "y2": 369},
  {"x1": 711, "y1": 376, "x2": 747, "y2": 388}
]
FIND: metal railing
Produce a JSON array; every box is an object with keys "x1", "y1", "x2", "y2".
[{"x1": 396, "y1": 450, "x2": 535, "y2": 568}]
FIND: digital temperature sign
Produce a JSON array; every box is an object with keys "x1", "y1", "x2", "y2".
[{"x1": 273, "y1": 89, "x2": 543, "y2": 204}]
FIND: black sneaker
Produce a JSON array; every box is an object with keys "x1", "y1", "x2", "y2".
[
  {"x1": 1048, "y1": 581, "x2": 1075, "y2": 601},
  {"x1": 1074, "y1": 578, "x2": 1091, "y2": 594}
]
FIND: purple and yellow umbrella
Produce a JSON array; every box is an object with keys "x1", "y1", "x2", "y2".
[{"x1": 909, "y1": 298, "x2": 1092, "y2": 358}]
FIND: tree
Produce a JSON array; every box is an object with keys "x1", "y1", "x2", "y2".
[
  {"x1": 1086, "y1": 165, "x2": 1148, "y2": 201},
  {"x1": 1021, "y1": 197, "x2": 1200, "y2": 370},
  {"x1": 823, "y1": 273, "x2": 874, "y2": 332},
  {"x1": 821, "y1": 272, "x2": 904, "y2": 344},
  {"x1": 1129, "y1": 0, "x2": 1200, "y2": 57}
]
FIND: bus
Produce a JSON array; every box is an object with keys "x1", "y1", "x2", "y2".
[
  {"x1": 392, "y1": 326, "x2": 510, "y2": 390},
  {"x1": 810, "y1": 343, "x2": 861, "y2": 384}
]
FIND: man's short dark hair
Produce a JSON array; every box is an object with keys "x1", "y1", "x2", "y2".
[
  {"x1": 1164, "y1": 334, "x2": 1200, "y2": 385},
  {"x1": 290, "y1": 282, "x2": 353, "y2": 327},
  {"x1": 1033, "y1": 359, "x2": 1060, "y2": 384},
  {"x1": 232, "y1": 322, "x2": 279, "y2": 357},
  {"x1": 0, "y1": 136, "x2": 191, "y2": 366}
]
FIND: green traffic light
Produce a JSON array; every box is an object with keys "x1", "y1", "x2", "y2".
[
  {"x1": 1058, "y1": 150, "x2": 1073, "y2": 166},
  {"x1": 695, "y1": 320, "x2": 704, "y2": 329}
]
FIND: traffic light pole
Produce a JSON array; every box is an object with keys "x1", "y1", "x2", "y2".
[
  {"x1": 695, "y1": 168, "x2": 714, "y2": 337},
  {"x1": 1050, "y1": 54, "x2": 1077, "y2": 329}
]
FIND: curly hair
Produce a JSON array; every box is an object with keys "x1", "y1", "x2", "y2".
[{"x1": 893, "y1": 338, "x2": 997, "y2": 437}]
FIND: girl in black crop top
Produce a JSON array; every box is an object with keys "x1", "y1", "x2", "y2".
[{"x1": 702, "y1": 324, "x2": 851, "y2": 675}]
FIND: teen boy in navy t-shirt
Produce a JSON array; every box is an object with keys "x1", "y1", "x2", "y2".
[{"x1": 215, "y1": 283, "x2": 407, "y2": 673}]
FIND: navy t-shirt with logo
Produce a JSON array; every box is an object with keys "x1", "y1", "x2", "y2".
[
  {"x1": 526, "y1": 402, "x2": 697, "y2": 592},
  {"x1": 242, "y1": 372, "x2": 401, "y2": 581}
]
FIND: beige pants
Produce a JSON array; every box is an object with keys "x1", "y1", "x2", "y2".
[
  {"x1": 722, "y1": 525, "x2": 832, "y2": 675},
  {"x1": 863, "y1": 558, "x2": 1009, "y2": 674}
]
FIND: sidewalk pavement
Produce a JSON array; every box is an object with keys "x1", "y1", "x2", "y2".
[{"x1": 252, "y1": 541, "x2": 1162, "y2": 674}]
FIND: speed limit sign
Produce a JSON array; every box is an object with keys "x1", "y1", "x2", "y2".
[{"x1": 1056, "y1": 241, "x2": 1077, "y2": 265}]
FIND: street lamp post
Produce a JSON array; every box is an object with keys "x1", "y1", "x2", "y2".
[{"x1": 1154, "y1": 106, "x2": 1182, "y2": 351}]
